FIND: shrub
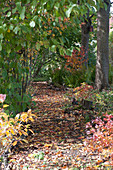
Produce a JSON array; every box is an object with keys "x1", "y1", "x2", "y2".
[
  {"x1": 84, "y1": 113, "x2": 113, "y2": 166},
  {"x1": 0, "y1": 94, "x2": 36, "y2": 168},
  {"x1": 73, "y1": 82, "x2": 94, "y2": 101},
  {"x1": 64, "y1": 47, "x2": 87, "y2": 71}
]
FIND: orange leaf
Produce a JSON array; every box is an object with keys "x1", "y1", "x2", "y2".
[
  {"x1": 44, "y1": 144, "x2": 53, "y2": 147},
  {"x1": 12, "y1": 141, "x2": 17, "y2": 146},
  {"x1": 96, "y1": 160, "x2": 103, "y2": 164}
]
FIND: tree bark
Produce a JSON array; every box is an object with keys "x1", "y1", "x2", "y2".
[
  {"x1": 81, "y1": 11, "x2": 94, "y2": 66},
  {"x1": 95, "y1": 0, "x2": 110, "y2": 90}
]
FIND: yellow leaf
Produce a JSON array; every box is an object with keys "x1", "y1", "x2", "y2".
[
  {"x1": 40, "y1": 41, "x2": 43, "y2": 45},
  {"x1": 28, "y1": 117, "x2": 34, "y2": 122},
  {"x1": 19, "y1": 131, "x2": 22, "y2": 136},
  {"x1": 7, "y1": 29, "x2": 10, "y2": 33},
  {"x1": 29, "y1": 129, "x2": 34, "y2": 134},
  {"x1": 31, "y1": 113, "x2": 37, "y2": 118},
  {"x1": 20, "y1": 141, "x2": 23, "y2": 144},
  {"x1": 3, "y1": 104, "x2": 9, "y2": 108},
  {"x1": 12, "y1": 141, "x2": 17, "y2": 146},
  {"x1": 22, "y1": 139, "x2": 28, "y2": 143},
  {"x1": 22, "y1": 131, "x2": 28, "y2": 136},
  {"x1": 52, "y1": 34, "x2": 55, "y2": 37},
  {"x1": 6, "y1": 131, "x2": 10, "y2": 137},
  {"x1": 25, "y1": 128, "x2": 28, "y2": 132},
  {"x1": 21, "y1": 113, "x2": 28, "y2": 121},
  {"x1": 10, "y1": 129, "x2": 15, "y2": 135},
  {"x1": 9, "y1": 159, "x2": 16, "y2": 163},
  {"x1": 44, "y1": 144, "x2": 53, "y2": 147},
  {"x1": 28, "y1": 154, "x2": 33, "y2": 157}
]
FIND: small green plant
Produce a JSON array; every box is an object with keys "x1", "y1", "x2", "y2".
[{"x1": 34, "y1": 152, "x2": 44, "y2": 160}]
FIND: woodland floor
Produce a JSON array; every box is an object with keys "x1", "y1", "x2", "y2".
[{"x1": 4, "y1": 82, "x2": 112, "y2": 170}]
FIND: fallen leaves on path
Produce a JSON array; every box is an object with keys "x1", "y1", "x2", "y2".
[{"x1": 3, "y1": 82, "x2": 112, "y2": 169}]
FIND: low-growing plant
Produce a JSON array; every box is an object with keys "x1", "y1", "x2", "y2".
[
  {"x1": 84, "y1": 113, "x2": 113, "y2": 166},
  {"x1": 73, "y1": 82, "x2": 94, "y2": 101},
  {"x1": 73, "y1": 83, "x2": 113, "y2": 112},
  {"x1": 0, "y1": 94, "x2": 37, "y2": 169}
]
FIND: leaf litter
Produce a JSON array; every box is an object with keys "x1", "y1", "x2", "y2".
[{"x1": 3, "y1": 82, "x2": 113, "y2": 169}]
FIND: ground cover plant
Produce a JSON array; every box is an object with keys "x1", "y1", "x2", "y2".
[{"x1": 84, "y1": 113, "x2": 113, "y2": 167}]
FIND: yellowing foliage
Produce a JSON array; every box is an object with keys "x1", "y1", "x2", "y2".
[{"x1": 0, "y1": 109, "x2": 37, "y2": 157}]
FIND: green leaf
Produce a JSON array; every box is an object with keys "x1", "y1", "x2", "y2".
[
  {"x1": 66, "y1": 4, "x2": 76, "y2": 18},
  {"x1": 13, "y1": 26, "x2": 19, "y2": 34},
  {"x1": 59, "y1": 37, "x2": 65, "y2": 45},
  {"x1": 16, "y1": 2, "x2": 22, "y2": 13},
  {"x1": 51, "y1": 38, "x2": 59, "y2": 45},
  {"x1": 39, "y1": 152, "x2": 44, "y2": 160},
  {"x1": 3, "y1": 7, "x2": 10, "y2": 13},
  {"x1": 54, "y1": 2, "x2": 60, "y2": 10},
  {"x1": 7, "y1": 12, "x2": 11, "y2": 17},
  {"x1": 29, "y1": 21, "x2": 35, "y2": 27},
  {"x1": 7, "y1": 47, "x2": 11, "y2": 54},
  {"x1": 32, "y1": 0, "x2": 37, "y2": 7},
  {"x1": 0, "y1": 42, "x2": 2, "y2": 51},
  {"x1": 0, "y1": 26, "x2": 4, "y2": 34},
  {"x1": 59, "y1": 47, "x2": 65, "y2": 56},
  {"x1": 2, "y1": 69, "x2": 7, "y2": 79},
  {"x1": 36, "y1": 43, "x2": 40, "y2": 50},
  {"x1": 43, "y1": 40, "x2": 49, "y2": 48},
  {"x1": 9, "y1": 24, "x2": 14, "y2": 30},
  {"x1": 27, "y1": 0, "x2": 30, "y2": 3},
  {"x1": 66, "y1": 49, "x2": 73, "y2": 56},
  {"x1": 20, "y1": 7, "x2": 26, "y2": 20},
  {"x1": 12, "y1": 8, "x2": 17, "y2": 14},
  {"x1": 104, "y1": 3, "x2": 108, "y2": 11},
  {"x1": 50, "y1": 45, "x2": 56, "y2": 52},
  {"x1": 0, "y1": 33, "x2": 3, "y2": 39}
]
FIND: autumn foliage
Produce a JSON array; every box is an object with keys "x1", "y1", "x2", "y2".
[
  {"x1": 64, "y1": 47, "x2": 87, "y2": 72},
  {"x1": 0, "y1": 94, "x2": 36, "y2": 161},
  {"x1": 73, "y1": 82, "x2": 94, "y2": 101},
  {"x1": 85, "y1": 113, "x2": 113, "y2": 166}
]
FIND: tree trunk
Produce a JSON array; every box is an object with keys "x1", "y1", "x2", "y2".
[
  {"x1": 95, "y1": 0, "x2": 110, "y2": 90},
  {"x1": 81, "y1": 26, "x2": 89, "y2": 66},
  {"x1": 81, "y1": 11, "x2": 93, "y2": 66}
]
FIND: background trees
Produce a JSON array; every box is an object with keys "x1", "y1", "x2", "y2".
[{"x1": 0, "y1": 0, "x2": 112, "y2": 115}]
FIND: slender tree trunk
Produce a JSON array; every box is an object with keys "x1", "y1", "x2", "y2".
[
  {"x1": 81, "y1": 11, "x2": 93, "y2": 66},
  {"x1": 95, "y1": 0, "x2": 110, "y2": 90},
  {"x1": 81, "y1": 29, "x2": 89, "y2": 66}
]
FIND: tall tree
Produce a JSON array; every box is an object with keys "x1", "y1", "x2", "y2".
[
  {"x1": 81, "y1": 11, "x2": 94, "y2": 66},
  {"x1": 95, "y1": 0, "x2": 110, "y2": 90}
]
